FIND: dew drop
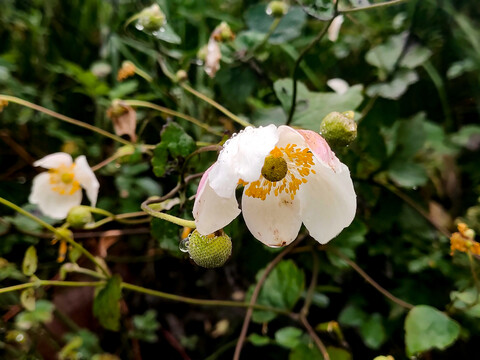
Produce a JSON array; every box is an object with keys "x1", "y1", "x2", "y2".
[
  {"x1": 266, "y1": 7, "x2": 273, "y2": 15},
  {"x1": 135, "y1": 23, "x2": 144, "y2": 31},
  {"x1": 16, "y1": 334, "x2": 24, "y2": 342},
  {"x1": 179, "y1": 238, "x2": 190, "y2": 253}
]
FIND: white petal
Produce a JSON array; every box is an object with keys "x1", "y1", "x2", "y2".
[
  {"x1": 29, "y1": 173, "x2": 82, "y2": 219},
  {"x1": 328, "y1": 15, "x2": 344, "y2": 42},
  {"x1": 74, "y1": 156, "x2": 100, "y2": 207},
  {"x1": 205, "y1": 38, "x2": 221, "y2": 78},
  {"x1": 327, "y1": 78, "x2": 350, "y2": 95},
  {"x1": 193, "y1": 169, "x2": 241, "y2": 235},
  {"x1": 209, "y1": 125, "x2": 279, "y2": 198},
  {"x1": 34, "y1": 152, "x2": 72, "y2": 169},
  {"x1": 298, "y1": 160, "x2": 356, "y2": 244},
  {"x1": 295, "y1": 128, "x2": 342, "y2": 171},
  {"x1": 241, "y1": 192, "x2": 302, "y2": 247}
]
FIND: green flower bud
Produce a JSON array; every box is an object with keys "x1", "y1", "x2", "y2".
[
  {"x1": 319, "y1": 111, "x2": 357, "y2": 147},
  {"x1": 212, "y1": 22, "x2": 235, "y2": 42},
  {"x1": 66, "y1": 206, "x2": 92, "y2": 229},
  {"x1": 266, "y1": 1, "x2": 289, "y2": 17},
  {"x1": 55, "y1": 227, "x2": 73, "y2": 240},
  {"x1": 137, "y1": 4, "x2": 166, "y2": 32},
  {"x1": 181, "y1": 230, "x2": 232, "y2": 268}
]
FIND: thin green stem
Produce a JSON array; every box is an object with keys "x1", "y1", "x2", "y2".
[
  {"x1": 0, "y1": 197, "x2": 110, "y2": 277},
  {"x1": 286, "y1": 3, "x2": 339, "y2": 125},
  {"x1": 141, "y1": 199, "x2": 196, "y2": 228},
  {"x1": 468, "y1": 252, "x2": 480, "y2": 302},
  {"x1": 301, "y1": 249, "x2": 319, "y2": 317},
  {"x1": 0, "y1": 95, "x2": 132, "y2": 146},
  {"x1": 133, "y1": 66, "x2": 153, "y2": 82},
  {"x1": 121, "y1": 282, "x2": 290, "y2": 314},
  {"x1": 180, "y1": 82, "x2": 252, "y2": 128},
  {"x1": 242, "y1": 17, "x2": 281, "y2": 62},
  {"x1": 0, "y1": 280, "x2": 105, "y2": 295},
  {"x1": 339, "y1": 0, "x2": 409, "y2": 14},
  {"x1": 123, "y1": 99, "x2": 223, "y2": 136}
]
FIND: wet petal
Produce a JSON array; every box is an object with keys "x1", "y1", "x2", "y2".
[
  {"x1": 298, "y1": 160, "x2": 356, "y2": 244},
  {"x1": 241, "y1": 192, "x2": 302, "y2": 247},
  {"x1": 209, "y1": 125, "x2": 279, "y2": 198},
  {"x1": 74, "y1": 156, "x2": 100, "y2": 207},
  {"x1": 29, "y1": 173, "x2": 82, "y2": 219},
  {"x1": 34, "y1": 152, "x2": 72, "y2": 169},
  {"x1": 193, "y1": 170, "x2": 241, "y2": 235},
  {"x1": 296, "y1": 129, "x2": 341, "y2": 171}
]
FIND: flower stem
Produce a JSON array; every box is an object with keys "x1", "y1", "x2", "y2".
[
  {"x1": 0, "y1": 197, "x2": 110, "y2": 277},
  {"x1": 141, "y1": 199, "x2": 196, "y2": 228},
  {"x1": 332, "y1": 248, "x2": 414, "y2": 309},
  {"x1": 0, "y1": 95, "x2": 132, "y2": 146},
  {"x1": 0, "y1": 280, "x2": 105, "y2": 295},
  {"x1": 339, "y1": 0, "x2": 409, "y2": 14},
  {"x1": 286, "y1": 2, "x2": 339, "y2": 125},
  {"x1": 122, "y1": 99, "x2": 223, "y2": 136},
  {"x1": 468, "y1": 252, "x2": 480, "y2": 303}
]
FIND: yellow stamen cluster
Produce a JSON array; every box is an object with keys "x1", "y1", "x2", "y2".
[
  {"x1": 450, "y1": 223, "x2": 480, "y2": 256},
  {"x1": 242, "y1": 144, "x2": 315, "y2": 201},
  {"x1": 49, "y1": 163, "x2": 81, "y2": 196},
  {"x1": 117, "y1": 61, "x2": 136, "y2": 81}
]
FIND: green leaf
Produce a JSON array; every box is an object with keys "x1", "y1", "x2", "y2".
[
  {"x1": 247, "y1": 259, "x2": 305, "y2": 323},
  {"x1": 20, "y1": 288, "x2": 36, "y2": 311},
  {"x1": 151, "y1": 218, "x2": 182, "y2": 257},
  {"x1": 16, "y1": 299, "x2": 54, "y2": 329},
  {"x1": 388, "y1": 161, "x2": 428, "y2": 188},
  {"x1": 338, "y1": 305, "x2": 368, "y2": 327},
  {"x1": 93, "y1": 275, "x2": 123, "y2": 331},
  {"x1": 22, "y1": 246, "x2": 37, "y2": 276},
  {"x1": 248, "y1": 333, "x2": 271, "y2": 346},
  {"x1": 275, "y1": 327, "x2": 303, "y2": 349},
  {"x1": 327, "y1": 346, "x2": 352, "y2": 360},
  {"x1": 327, "y1": 219, "x2": 367, "y2": 268},
  {"x1": 450, "y1": 125, "x2": 480, "y2": 149},
  {"x1": 130, "y1": 310, "x2": 160, "y2": 343},
  {"x1": 289, "y1": 343, "x2": 323, "y2": 360},
  {"x1": 359, "y1": 313, "x2": 386, "y2": 350},
  {"x1": 366, "y1": 69, "x2": 418, "y2": 100},
  {"x1": 151, "y1": 122, "x2": 196, "y2": 177},
  {"x1": 273, "y1": 79, "x2": 364, "y2": 131},
  {"x1": 245, "y1": 5, "x2": 306, "y2": 44},
  {"x1": 405, "y1": 305, "x2": 460, "y2": 356},
  {"x1": 154, "y1": 23, "x2": 181, "y2": 44}
]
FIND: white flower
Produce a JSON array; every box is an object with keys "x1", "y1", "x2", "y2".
[
  {"x1": 193, "y1": 125, "x2": 356, "y2": 247},
  {"x1": 29, "y1": 152, "x2": 100, "y2": 219}
]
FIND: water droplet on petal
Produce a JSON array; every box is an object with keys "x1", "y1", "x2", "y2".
[{"x1": 179, "y1": 238, "x2": 190, "y2": 253}]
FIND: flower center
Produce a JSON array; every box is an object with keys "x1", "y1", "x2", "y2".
[
  {"x1": 242, "y1": 144, "x2": 315, "y2": 201},
  {"x1": 261, "y1": 155, "x2": 288, "y2": 182},
  {"x1": 48, "y1": 164, "x2": 81, "y2": 196}
]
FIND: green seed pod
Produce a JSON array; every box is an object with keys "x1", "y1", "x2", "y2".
[
  {"x1": 66, "y1": 206, "x2": 93, "y2": 229},
  {"x1": 183, "y1": 230, "x2": 232, "y2": 268},
  {"x1": 266, "y1": 1, "x2": 289, "y2": 17},
  {"x1": 319, "y1": 111, "x2": 357, "y2": 147}
]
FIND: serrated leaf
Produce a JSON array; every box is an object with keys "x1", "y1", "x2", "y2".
[
  {"x1": 247, "y1": 260, "x2": 305, "y2": 323},
  {"x1": 93, "y1": 275, "x2": 122, "y2": 331},
  {"x1": 20, "y1": 288, "x2": 36, "y2": 311},
  {"x1": 405, "y1": 305, "x2": 460, "y2": 356},
  {"x1": 22, "y1": 246, "x2": 37, "y2": 276},
  {"x1": 273, "y1": 79, "x2": 363, "y2": 131}
]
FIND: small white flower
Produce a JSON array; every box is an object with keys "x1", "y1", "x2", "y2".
[
  {"x1": 193, "y1": 125, "x2": 356, "y2": 247},
  {"x1": 29, "y1": 152, "x2": 100, "y2": 219}
]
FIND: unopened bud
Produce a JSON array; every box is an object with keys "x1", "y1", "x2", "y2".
[
  {"x1": 175, "y1": 70, "x2": 188, "y2": 82},
  {"x1": 180, "y1": 229, "x2": 232, "y2": 268},
  {"x1": 106, "y1": 99, "x2": 128, "y2": 119},
  {"x1": 266, "y1": 1, "x2": 289, "y2": 17},
  {"x1": 212, "y1": 22, "x2": 235, "y2": 42},
  {"x1": 54, "y1": 228, "x2": 73, "y2": 241},
  {"x1": 137, "y1": 4, "x2": 166, "y2": 32},
  {"x1": 67, "y1": 206, "x2": 92, "y2": 229},
  {"x1": 320, "y1": 111, "x2": 357, "y2": 147}
]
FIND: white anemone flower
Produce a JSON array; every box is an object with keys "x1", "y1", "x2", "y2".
[
  {"x1": 29, "y1": 152, "x2": 100, "y2": 219},
  {"x1": 193, "y1": 125, "x2": 356, "y2": 247}
]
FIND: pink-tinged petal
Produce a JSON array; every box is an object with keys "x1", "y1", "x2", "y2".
[
  {"x1": 241, "y1": 192, "x2": 302, "y2": 247},
  {"x1": 209, "y1": 125, "x2": 279, "y2": 198},
  {"x1": 74, "y1": 156, "x2": 100, "y2": 207},
  {"x1": 29, "y1": 173, "x2": 82, "y2": 219},
  {"x1": 34, "y1": 152, "x2": 72, "y2": 169},
  {"x1": 193, "y1": 174, "x2": 241, "y2": 235},
  {"x1": 296, "y1": 129, "x2": 341, "y2": 171},
  {"x1": 298, "y1": 160, "x2": 356, "y2": 244},
  {"x1": 205, "y1": 37, "x2": 221, "y2": 78}
]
